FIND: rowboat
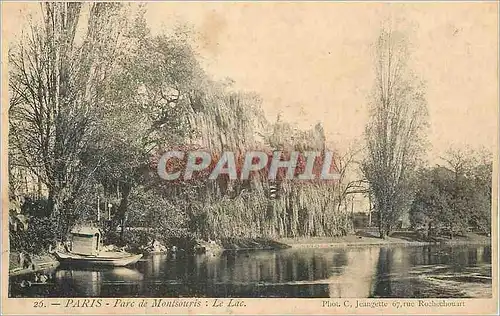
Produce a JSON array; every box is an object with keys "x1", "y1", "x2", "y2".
[
  {"x1": 53, "y1": 226, "x2": 142, "y2": 267},
  {"x1": 54, "y1": 250, "x2": 143, "y2": 267}
]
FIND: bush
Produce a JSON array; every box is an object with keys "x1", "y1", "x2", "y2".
[
  {"x1": 122, "y1": 230, "x2": 152, "y2": 252},
  {"x1": 10, "y1": 217, "x2": 59, "y2": 255},
  {"x1": 104, "y1": 228, "x2": 197, "y2": 253}
]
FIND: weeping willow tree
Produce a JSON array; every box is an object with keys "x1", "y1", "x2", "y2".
[
  {"x1": 144, "y1": 79, "x2": 359, "y2": 239},
  {"x1": 162, "y1": 101, "x2": 360, "y2": 238}
]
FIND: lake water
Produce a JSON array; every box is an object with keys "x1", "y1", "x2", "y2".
[{"x1": 10, "y1": 244, "x2": 492, "y2": 298}]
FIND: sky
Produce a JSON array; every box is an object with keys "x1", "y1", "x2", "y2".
[
  {"x1": 3, "y1": 2, "x2": 498, "y2": 163},
  {"x1": 144, "y1": 2, "x2": 498, "y2": 162}
]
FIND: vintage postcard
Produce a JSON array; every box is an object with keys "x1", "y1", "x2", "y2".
[{"x1": 1, "y1": 1, "x2": 498, "y2": 315}]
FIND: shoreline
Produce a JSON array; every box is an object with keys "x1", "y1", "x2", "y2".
[
  {"x1": 8, "y1": 233, "x2": 491, "y2": 273},
  {"x1": 275, "y1": 232, "x2": 492, "y2": 250},
  {"x1": 164, "y1": 232, "x2": 493, "y2": 253},
  {"x1": 277, "y1": 239, "x2": 492, "y2": 250},
  {"x1": 9, "y1": 253, "x2": 59, "y2": 277}
]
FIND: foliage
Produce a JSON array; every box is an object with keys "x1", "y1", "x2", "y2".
[
  {"x1": 410, "y1": 148, "x2": 492, "y2": 238},
  {"x1": 10, "y1": 217, "x2": 59, "y2": 255},
  {"x1": 127, "y1": 186, "x2": 190, "y2": 238},
  {"x1": 8, "y1": 3, "x2": 129, "y2": 235}
]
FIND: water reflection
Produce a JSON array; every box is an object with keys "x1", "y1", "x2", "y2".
[
  {"x1": 9, "y1": 244, "x2": 491, "y2": 298},
  {"x1": 327, "y1": 248, "x2": 379, "y2": 297}
]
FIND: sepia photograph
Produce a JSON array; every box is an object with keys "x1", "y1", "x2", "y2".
[{"x1": 1, "y1": 1, "x2": 497, "y2": 312}]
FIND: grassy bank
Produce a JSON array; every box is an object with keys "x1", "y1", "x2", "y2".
[
  {"x1": 219, "y1": 237, "x2": 291, "y2": 250},
  {"x1": 138, "y1": 230, "x2": 491, "y2": 253},
  {"x1": 183, "y1": 230, "x2": 491, "y2": 253},
  {"x1": 277, "y1": 230, "x2": 491, "y2": 249}
]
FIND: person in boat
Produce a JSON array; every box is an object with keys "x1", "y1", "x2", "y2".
[
  {"x1": 64, "y1": 240, "x2": 71, "y2": 252},
  {"x1": 56, "y1": 239, "x2": 71, "y2": 252}
]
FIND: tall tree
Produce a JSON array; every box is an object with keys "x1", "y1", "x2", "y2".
[
  {"x1": 8, "y1": 3, "x2": 126, "y2": 234},
  {"x1": 362, "y1": 27, "x2": 428, "y2": 238},
  {"x1": 89, "y1": 22, "x2": 211, "y2": 237}
]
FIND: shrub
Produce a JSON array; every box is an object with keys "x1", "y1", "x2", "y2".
[{"x1": 10, "y1": 217, "x2": 58, "y2": 255}]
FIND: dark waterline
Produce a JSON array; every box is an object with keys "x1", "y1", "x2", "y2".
[{"x1": 10, "y1": 244, "x2": 492, "y2": 298}]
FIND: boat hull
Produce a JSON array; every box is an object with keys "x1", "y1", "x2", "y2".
[{"x1": 54, "y1": 251, "x2": 143, "y2": 267}]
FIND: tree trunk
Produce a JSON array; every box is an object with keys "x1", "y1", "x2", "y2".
[
  {"x1": 120, "y1": 218, "x2": 125, "y2": 241},
  {"x1": 368, "y1": 192, "x2": 372, "y2": 227},
  {"x1": 378, "y1": 211, "x2": 384, "y2": 238},
  {"x1": 380, "y1": 230, "x2": 388, "y2": 239},
  {"x1": 117, "y1": 183, "x2": 132, "y2": 243},
  {"x1": 48, "y1": 188, "x2": 66, "y2": 240}
]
